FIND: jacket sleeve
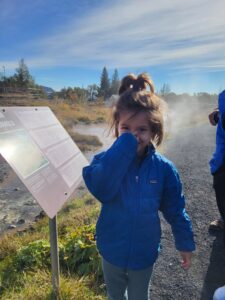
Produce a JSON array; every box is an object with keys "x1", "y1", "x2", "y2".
[
  {"x1": 82, "y1": 133, "x2": 137, "y2": 203},
  {"x1": 160, "y1": 162, "x2": 196, "y2": 252},
  {"x1": 219, "y1": 90, "x2": 225, "y2": 130}
]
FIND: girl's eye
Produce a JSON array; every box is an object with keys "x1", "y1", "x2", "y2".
[
  {"x1": 121, "y1": 126, "x2": 129, "y2": 131},
  {"x1": 139, "y1": 128, "x2": 147, "y2": 132}
]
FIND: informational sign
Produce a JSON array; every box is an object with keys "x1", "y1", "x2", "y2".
[{"x1": 0, "y1": 107, "x2": 89, "y2": 218}]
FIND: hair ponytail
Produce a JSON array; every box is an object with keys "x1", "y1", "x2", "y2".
[
  {"x1": 136, "y1": 73, "x2": 154, "y2": 94},
  {"x1": 119, "y1": 74, "x2": 136, "y2": 95},
  {"x1": 119, "y1": 73, "x2": 154, "y2": 95}
]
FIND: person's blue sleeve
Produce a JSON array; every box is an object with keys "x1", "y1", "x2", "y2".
[
  {"x1": 219, "y1": 90, "x2": 225, "y2": 130},
  {"x1": 160, "y1": 162, "x2": 196, "y2": 252},
  {"x1": 221, "y1": 113, "x2": 225, "y2": 130},
  {"x1": 82, "y1": 132, "x2": 137, "y2": 203}
]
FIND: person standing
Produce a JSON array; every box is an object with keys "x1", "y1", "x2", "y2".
[
  {"x1": 83, "y1": 73, "x2": 195, "y2": 300},
  {"x1": 209, "y1": 90, "x2": 225, "y2": 237}
]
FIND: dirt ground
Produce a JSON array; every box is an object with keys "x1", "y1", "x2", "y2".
[
  {"x1": 150, "y1": 122, "x2": 225, "y2": 299},
  {"x1": 0, "y1": 159, "x2": 42, "y2": 234},
  {"x1": 0, "y1": 120, "x2": 225, "y2": 299}
]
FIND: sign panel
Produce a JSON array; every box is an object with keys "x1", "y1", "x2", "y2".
[{"x1": 0, "y1": 107, "x2": 89, "y2": 218}]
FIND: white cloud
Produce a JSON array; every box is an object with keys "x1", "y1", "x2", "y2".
[{"x1": 2, "y1": 0, "x2": 225, "y2": 72}]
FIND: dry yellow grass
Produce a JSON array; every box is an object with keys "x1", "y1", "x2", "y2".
[{"x1": 0, "y1": 96, "x2": 110, "y2": 127}]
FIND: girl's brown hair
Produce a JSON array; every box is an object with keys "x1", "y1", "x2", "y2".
[{"x1": 111, "y1": 73, "x2": 165, "y2": 147}]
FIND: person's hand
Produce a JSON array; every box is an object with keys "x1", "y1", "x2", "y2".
[
  {"x1": 179, "y1": 251, "x2": 192, "y2": 270},
  {"x1": 208, "y1": 110, "x2": 219, "y2": 126}
]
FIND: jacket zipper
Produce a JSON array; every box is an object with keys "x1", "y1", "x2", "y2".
[{"x1": 128, "y1": 170, "x2": 140, "y2": 267}]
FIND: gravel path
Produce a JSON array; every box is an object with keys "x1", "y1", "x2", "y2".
[{"x1": 151, "y1": 121, "x2": 225, "y2": 299}]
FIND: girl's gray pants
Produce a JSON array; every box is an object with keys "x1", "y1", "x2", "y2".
[{"x1": 102, "y1": 257, "x2": 154, "y2": 300}]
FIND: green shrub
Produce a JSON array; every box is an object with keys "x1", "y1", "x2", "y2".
[
  {"x1": 62, "y1": 224, "x2": 102, "y2": 282},
  {"x1": 0, "y1": 224, "x2": 104, "y2": 298},
  {"x1": 13, "y1": 225, "x2": 102, "y2": 279},
  {"x1": 14, "y1": 240, "x2": 63, "y2": 271}
]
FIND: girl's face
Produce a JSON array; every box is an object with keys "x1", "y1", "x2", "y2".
[{"x1": 118, "y1": 110, "x2": 153, "y2": 156}]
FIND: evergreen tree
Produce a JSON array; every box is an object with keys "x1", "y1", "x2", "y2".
[
  {"x1": 110, "y1": 69, "x2": 120, "y2": 95},
  {"x1": 15, "y1": 59, "x2": 34, "y2": 88},
  {"x1": 99, "y1": 66, "x2": 110, "y2": 100}
]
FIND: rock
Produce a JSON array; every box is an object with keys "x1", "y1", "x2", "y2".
[
  {"x1": 17, "y1": 219, "x2": 25, "y2": 225},
  {"x1": 16, "y1": 223, "x2": 35, "y2": 235},
  {"x1": 25, "y1": 200, "x2": 35, "y2": 206},
  {"x1": 7, "y1": 224, "x2": 16, "y2": 229},
  {"x1": 35, "y1": 210, "x2": 45, "y2": 221}
]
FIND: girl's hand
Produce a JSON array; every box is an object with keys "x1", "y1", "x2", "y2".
[{"x1": 179, "y1": 251, "x2": 192, "y2": 270}]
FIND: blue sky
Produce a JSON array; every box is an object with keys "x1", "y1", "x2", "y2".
[{"x1": 1, "y1": 0, "x2": 225, "y2": 94}]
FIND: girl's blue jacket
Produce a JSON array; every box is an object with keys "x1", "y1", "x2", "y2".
[
  {"x1": 83, "y1": 133, "x2": 195, "y2": 270},
  {"x1": 210, "y1": 90, "x2": 225, "y2": 174}
]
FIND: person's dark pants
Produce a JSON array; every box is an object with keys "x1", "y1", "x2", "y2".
[{"x1": 213, "y1": 163, "x2": 225, "y2": 246}]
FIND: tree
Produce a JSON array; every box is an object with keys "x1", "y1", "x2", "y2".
[
  {"x1": 87, "y1": 84, "x2": 99, "y2": 101},
  {"x1": 99, "y1": 66, "x2": 110, "y2": 100},
  {"x1": 73, "y1": 87, "x2": 87, "y2": 102},
  {"x1": 159, "y1": 83, "x2": 171, "y2": 96},
  {"x1": 57, "y1": 86, "x2": 87, "y2": 103},
  {"x1": 110, "y1": 69, "x2": 120, "y2": 95},
  {"x1": 15, "y1": 59, "x2": 34, "y2": 88},
  {"x1": 67, "y1": 87, "x2": 77, "y2": 103}
]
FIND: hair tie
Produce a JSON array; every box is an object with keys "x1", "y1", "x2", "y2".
[{"x1": 133, "y1": 78, "x2": 144, "y2": 92}]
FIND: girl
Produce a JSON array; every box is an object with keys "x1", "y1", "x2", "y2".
[{"x1": 83, "y1": 73, "x2": 195, "y2": 300}]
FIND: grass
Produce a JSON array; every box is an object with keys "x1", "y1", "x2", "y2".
[
  {"x1": 0, "y1": 192, "x2": 106, "y2": 300},
  {"x1": 0, "y1": 96, "x2": 110, "y2": 127},
  {"x1": 50, "y1": 102, "x2": 109, "y2": 127},
  {"x1": 68, "y1": 131, "x2": 103, "y2": 152},
  {"x1": 0, "y1": 270, "x2": 105, "y2": 300}
]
